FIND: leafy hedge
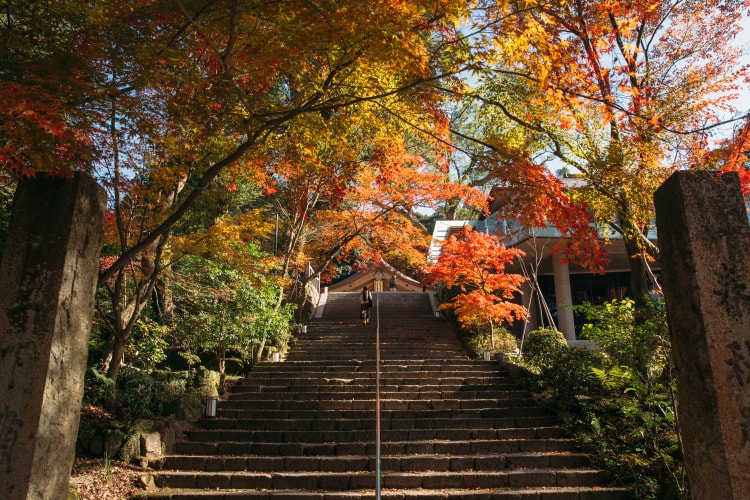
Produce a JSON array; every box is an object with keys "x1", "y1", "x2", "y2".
[
  {"x1": 83, "y1": 366, "x2": 220, "y2": 423},
  {"x1": 517, "y1": 299, "x2": 687, "y2": 499}
]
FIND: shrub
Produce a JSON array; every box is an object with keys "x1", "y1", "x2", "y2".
[
  {"x1": 466, "y1": 325, "x2": 518, "y2": 356},
  {"x1": 522, "y1": 327, "x2": 569, "y2": 370},
  {"x1": 115, "y1": 367, "x2": 156, "y2": 421},
  {"x1": 575, "y1": 298, "x2": 668, "y2": 379},
  {"x1": 513, "y1": 303, "x2": 685, "y2": 499},
  {"x1": 125, "y1": 318, "x2": 171, "y2": 370},
  {"x1": 82, "y1": 367, "x2": 115, "y2": 408}
]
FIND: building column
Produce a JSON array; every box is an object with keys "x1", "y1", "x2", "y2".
[{"x1": 552, "y1": 254, "x2": 576, "y2": 341}]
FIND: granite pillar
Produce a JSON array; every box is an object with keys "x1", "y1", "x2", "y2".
[
  {"x1": 0, "y1": 173, "x2": 105, "y2": 499},
  {"x1": 654, "y1": 170, "x2": 750, "y2": 498}
]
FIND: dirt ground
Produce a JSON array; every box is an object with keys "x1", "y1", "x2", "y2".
[{"x1": 68, "y1": 457, "x2": 148, "y2": 499}]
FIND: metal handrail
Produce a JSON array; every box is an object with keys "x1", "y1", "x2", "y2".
[{"x1": 375, "y1": 293, "x2": 381, "y2": 499}]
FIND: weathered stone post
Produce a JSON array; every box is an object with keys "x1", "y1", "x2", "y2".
[
  {"x1": 654, "y1": 171, "x2": 750, "y2": 498},
  {"x1": 0, "y1": 173, "x2": 105, "y2": 499}
]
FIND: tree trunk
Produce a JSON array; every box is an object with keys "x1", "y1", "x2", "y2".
[
  {"x1": 218, "y1": 346, "x2": 226, "y2": 376},
  {"x1": 105, "y1": 337, "x2": 127, "y2": 382},
  {"x1": 489, "y1": 319, "x2": 495, "y2": 350},
  {"x1": 618, "y1": 213, "x2": 652, "y2": 311},
  {"x1": 100, "y1": 235, "x2": 166, "y2": 382},
  {"x1": 623, "y1": 234, "x2": 650, "y2": 309},
  {"x1": 254, "y1": 338, "x2": 267, "y2": 363}
]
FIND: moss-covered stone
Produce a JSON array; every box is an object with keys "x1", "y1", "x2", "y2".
[
  {"x1": 119, "y1": 432, "x2": 141, "y2": 463},
  {"x1": 103, "y1": 428, "x2": 127, "y2": 458},
  {"x1": 76, "y1": 366, "x2": 218, "y2": 463}
]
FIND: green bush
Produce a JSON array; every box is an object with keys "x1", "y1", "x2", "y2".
[
  {"x1": 152, "y1": 370, "x2": 190, "y2": 396},
  {"x1": 522, "y1": 327, "x2": 569, "y2": 370},
  {"x1": 115, "y1": 366, "x2": 156, "y2": 421},
  {"x1": 576, "y1": 298, "x2": 668, "y2": 379},
  {"x1": 520, "y1": 329, "x2": 601, "y2": 400},
  {"x1": 513, "y1": 302, "x2": 685, "y2": 499},
  {"x1": 158, "y1": 392, "x2": 203, "y2": 421},
  {"x1": 125, "y1": 318, "x2": 171, "y2": 370},
  {"x1": 466, "y1": 325, "x2": 518, "y2": 356},
  {"x1": 82, "y1": 367, "x2": 115, "y2": 408}
]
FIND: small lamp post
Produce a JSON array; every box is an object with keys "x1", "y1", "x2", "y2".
[{"x1": 204, "y1": 395, "x2": 218, "y2": 418}]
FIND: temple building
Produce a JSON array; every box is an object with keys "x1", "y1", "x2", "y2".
[
  {"x1": 429, "y1": 177, "x2": 660, "y2": 345},
  {"x1": 326, "y1": 258, "x2": 429, "y2": 293}
]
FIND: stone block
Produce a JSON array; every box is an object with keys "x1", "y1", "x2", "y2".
[
  {"x1": 507, "y1": 470, "x2": 554, "y2": 487},
  {"x1": 654, "y1": 171, "x2": 750, "y2": 499},
  {"x1": 158, "y1": 423, "x2": 176, "y2": 453},
  {"x1": 0, "y1": 173, "x2": 105, "y2": 499},
  {"x1": 119, "y1": 432, "x2": 141, "y2": 464},
  {"x1": 229, "y1": 473, "x2": 272, "y2": 489},
  {"x1": 140, "y1": 432, "x2": 163, "y2": 457},
  {"x1": 402, "y1": 456, "x2": 451, "y2": 472},
  {"x1": 421, "y1": 473, "x2": 463, "y2": 489},
  {"x1": 382, "y1": 473, "x2": 422, "y2": 489}
]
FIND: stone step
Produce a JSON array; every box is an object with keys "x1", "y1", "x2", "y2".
[
  {"x1": 185, "y1": 424, "x2": 568, "y2": 446},
  {"x1": 210, "y1": 405, "x2": 541, "y2": 419},
  {"x1": 218, "y1": 396, "x2": 533, "y2": 411},
  {"x1": 175, "y1": 438, "x2": 576, "y2": 456},
  {"x1": 233, "y1": 374, "x2": 513, "y2": 384},
  {"x1": 223, "y1": 391, "x2": 531, "y2": 402},
  {"x1": 183, "y1": 426, "x2": 568, "y2": 443},
  {"x1": 283, "y1": 355, "x2": 470, "y2": 361},
  {"x1": 138, "y1": 469, "x2": 615, "y2": 491},
  {"x1": 134, "y1": 293, "x2": 629, "y2": 498},
  {"x1": 173, "y1": 439, "x2": 580, "y2": 457},
  {"x1": 184, "y1": 415, "x2": 555, "y2": 433},
  {"x1": 248, "y1": 363, "x2": 503, "y2": 373},
  {"x1": 133, "y1": 486, "x2": 632, "y2": 499},
  {"x1": 229, "y1": 383, "x2": 522, "y2": 393},
  {"x1": 234, "y1": 375, "x2": 513, "y2": 382},
  {"x1": 284, "y1": 350, "x2": 467, "y2": 356},
  {"x1": 156, "y1": 451, "x2": 591, "y2": 472}
]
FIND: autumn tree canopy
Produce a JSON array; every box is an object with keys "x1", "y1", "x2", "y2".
[
  {"x1": 2, "y1": 0, "x2": 485, "y2": 377},
  {"x1": 2, "y1": 0, "x2": 750, "y2": 375},
  {"x1": 442, "y1": 0, "x2": 750, "y2": 306}
]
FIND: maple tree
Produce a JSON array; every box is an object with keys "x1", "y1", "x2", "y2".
[
  {"x1": 7, "y1": 0, "x2": 747, "y2": 382},
  {"x1": 252, "y1": 93, "x2": 488, "y2": 313},
  {"x1": 89, "y1": 0, "x2": 474, "y2": 286},
  {"x1": 0, "y1": 1, "x2": 101, "y2": 178},
  {"x1": 693, "y1": 116, "x2": 750, "y2": 193},
  {"x1": 301, "y1": 136, "x2": 487, "y2": 280},
  {"x1": 435, "y1": 72, "x2": 610, "y2": 273},
  {"x1": 4, "y1": 0, "x2": 476, "y2": 264},
  {"x1": 425, "y1": 227, "x2": 527, "y2": 348},
  {"x1": 95, "y1": 155, "x2": 279, "y2": 380},
  {"x1": 2, "y1": 0, "x2": 479, "y2": 379},
  {"x1": 460, "y1": 0, "x2": 750, "y2": 306}
]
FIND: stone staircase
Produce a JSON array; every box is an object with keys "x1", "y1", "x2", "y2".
[{"x1": 133, "y1": 292, "x2": 631, "y2": 499}]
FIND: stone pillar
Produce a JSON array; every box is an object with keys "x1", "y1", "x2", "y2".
[
  {"x1": 654, "y1": 170, "x2": 750, "y2": 499},
  {"x1": 552, "y1": 253, "x2": 576, "y2": 341},
  {"x1": 0, "y1": 173, "x2": 105, "y2": 500}
]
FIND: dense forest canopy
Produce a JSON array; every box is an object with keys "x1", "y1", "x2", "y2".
[{"x1": 1, "y1": 0, "x2": 749, "y2": 377}]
